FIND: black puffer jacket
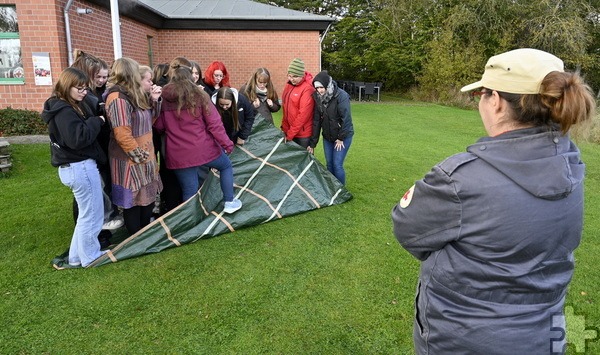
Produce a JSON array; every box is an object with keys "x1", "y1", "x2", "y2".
[
  {"x1": 211, "y1": 88, "x2": 256, "y2": 142},
  {"x1": 309, "y1": 81, "x2": 354, "y2": 148},
  {"x1": 41, "y1": 97, "x2": 106, "y2": 167}
]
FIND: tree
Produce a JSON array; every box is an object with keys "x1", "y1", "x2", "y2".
[
  {"x1": 255, "y1": 0, "x2": 600, "y2": 98},
  {"x1": 0, "y1": 6, "x2": 18, "y2": 32},
  {"x1": 417, "y1": 0, "x2": 600, "y2": 100},
  {"x1": 256, "y1": 0, "x2": 376, "y2": 83}
]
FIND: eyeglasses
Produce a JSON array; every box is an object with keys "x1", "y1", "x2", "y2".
[
  {"x1": 75, "y1": 87, "x2": 87, "y2": 93},
  {"x1": 470, "y1": 89, "x2": 489, "y2": 103}
]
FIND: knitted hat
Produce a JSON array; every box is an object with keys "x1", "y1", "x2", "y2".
[
  {"x1": 288, "y1": 58, "x2": 305, "y2": 77},
  {"x1": 313, "y1": 71, "x2": 331, "y2": 89},
  {"x1": 460, "y1": 48, "x2": 564, "y2": 94}
]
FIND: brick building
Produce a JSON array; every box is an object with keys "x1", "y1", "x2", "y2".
[{"x1": 0, "y1": 0, "x2": 333, "y2": 111}]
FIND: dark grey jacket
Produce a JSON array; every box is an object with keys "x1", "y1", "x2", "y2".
[
  {"x1": 309, "y1": 82, "x2": 354, "y2": 148},
  {"x1": 392, "y1": 126, "x2": 584, "y2": 354}
]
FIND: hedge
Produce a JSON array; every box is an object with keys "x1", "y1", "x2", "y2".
[{"x1": 0, "y1": 107, "x2": 48, "y2": 137}]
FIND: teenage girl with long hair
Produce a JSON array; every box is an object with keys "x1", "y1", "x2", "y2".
[
  {"x1": 105, "y1": 57, "x2": 163, "y2": 235},
  {"x1": 71, "y1": 49, "x2": 122, "y2": 236},
  {"x1": 154, "y1": 64, "x2": 242, "y2": 214},
  {"x1": 240, "y1": 67, "x2": 280, "y2": 125},
  {"x1": 42, "y1": 67, "x2": 107, "y2": 269},
  {"x1": 213, "y1": 86, "x2": 256, "y2": 145}
]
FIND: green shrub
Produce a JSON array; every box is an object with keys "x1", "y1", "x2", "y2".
[{"x1": 0, "y1": 107, "x2": 47, "y2": 136}]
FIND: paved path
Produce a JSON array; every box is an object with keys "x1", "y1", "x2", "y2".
[{"x1": 1, "y1": 135, "x2": 50, "y2": 144}]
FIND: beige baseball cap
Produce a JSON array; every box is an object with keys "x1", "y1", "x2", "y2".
[{"x1": 460, "y1": 48, "x2": 564, "y2": 94}]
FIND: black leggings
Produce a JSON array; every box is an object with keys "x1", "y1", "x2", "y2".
[
  {"x1": 123, "y1": 204, "x2": 154, "y2": 235},
  {"x1": 293, "y1": 137, "x2": 310, "y2": 148}
]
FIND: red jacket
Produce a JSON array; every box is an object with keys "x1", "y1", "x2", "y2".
[{"x1": 281, "y1": 72, "x2": 315, "y2": 140}]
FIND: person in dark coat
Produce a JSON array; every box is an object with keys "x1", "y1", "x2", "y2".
[
  {"x1": 152, "y1": 60, "x2": 183, "y2": 215},
  {"x1": 70, "y1": 49, "x2": 121, "y2": 247},
  {"x1": 42, "y1": 67, "x2": 107, "y2": 269},
  {"x1": 308, "y1": 71, "x2": 354, "y2": 185},
  {"x1": 392, "y1": 48, "x2": 596, "y2": 354},
  {"x1": 212, "y1": 87, "x2": 256, "y2": 145}
]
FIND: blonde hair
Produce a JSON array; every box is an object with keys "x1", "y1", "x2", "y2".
[
  {"x1": 243, "y1": 67, "x2": 278, "y2": 102},
  {"x1": 108, "y1": 57, "x2": 150, "y2": 110},
  {"x1": 139, "y1": 65, "x2": 152, "y2": 79}
]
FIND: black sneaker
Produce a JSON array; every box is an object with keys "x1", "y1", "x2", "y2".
[
  {"x1": 98, "y1": 229, "x2": 112, "y2": 250},
  {"x1": 52, "y1": 260, "x2": 82, "y2": 270}
]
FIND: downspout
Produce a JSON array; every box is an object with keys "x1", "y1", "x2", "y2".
[
  {"x1": 64, "y1": 0, "x2": 76, "y2": 66},
  {"x1": 110, "y1": 0, "x2": 123, "y2": 59},
  {"x1": 318, "y1": 22, "x2": 333, "y2": 70},
  {"x1": 65, "y1": 0, "x2": 122, "y2": 64},
  {"x1": 319, "y1": 23, "x2": 332, "y2": 45}
]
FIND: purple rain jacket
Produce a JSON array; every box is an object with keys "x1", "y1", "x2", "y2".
[{"x1": 392, "y1": 126, "x2": 584, "y2": 354}]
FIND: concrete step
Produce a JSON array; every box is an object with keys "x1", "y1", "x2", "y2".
[{"x1": 0, "y1": 163, "x2": 12, "y2": 172}]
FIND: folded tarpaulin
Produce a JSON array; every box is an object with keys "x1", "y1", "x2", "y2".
[{"x1": 84, "y1": 115, "x2": 352, "y2": 267}]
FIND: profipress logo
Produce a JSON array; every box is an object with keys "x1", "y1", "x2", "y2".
[{"x1": 551, "y1": 306, "x2": 598, "y2": 353}]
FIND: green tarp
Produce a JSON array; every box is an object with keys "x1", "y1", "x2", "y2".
[{"x1": 85, "y1": 116, "x2": 352, "y2": 267}]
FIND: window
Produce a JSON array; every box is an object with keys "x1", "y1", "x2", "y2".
[
  {"x1": 0, "y1": 6, "x2": 23, "y2": 84},
  {"x1": 147, "y1": 35, "x2": 154, "y2": 68}
]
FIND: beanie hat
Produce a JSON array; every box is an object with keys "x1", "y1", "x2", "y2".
[
  {"x1": 288, "y1": 58, "x2": 305, "y2": 77},
  {"x1": 460, "y1": 48, "x2": 564, "y2": 94},
  {"x1": 313, "y1": 71, "x2": 331, "y2": 89}
]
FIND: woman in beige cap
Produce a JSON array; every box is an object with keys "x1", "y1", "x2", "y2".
[{"x1": 392, "y1": 48, "x2": 595, "y2": 354}]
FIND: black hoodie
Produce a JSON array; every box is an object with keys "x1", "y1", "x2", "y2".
[{"x1": 41, "y1": 97, "x2": 106, "y2": 167}]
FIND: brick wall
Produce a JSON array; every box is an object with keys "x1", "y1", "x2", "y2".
[
  {"x1": 155, "y1": 29, "x2": 321, "y2": 96},
  {"x1": 1, "y1": 0, "x2": 322, "y2": 112},
  {"x1": 0, "y1": 0, "x2": 66, "y2": 111}
]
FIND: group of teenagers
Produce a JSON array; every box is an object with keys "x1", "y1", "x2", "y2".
[
  {"x1": 42, "y1": 44, "x2": 600, "y2": 354},
  {"x1": 44, "y1": 52, "x2": 354, "y2": 270}
]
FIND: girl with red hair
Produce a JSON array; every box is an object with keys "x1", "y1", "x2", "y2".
[{"x1": 202, "y1": 61, "x2": 230, "y2": 97}]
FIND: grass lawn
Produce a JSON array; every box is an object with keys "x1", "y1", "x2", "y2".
[{"x1": 1, "y1": 99, "x2": 598, "y2": 353}]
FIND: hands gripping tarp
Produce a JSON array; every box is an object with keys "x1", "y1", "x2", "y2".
[{"x1": 85, "y1": 115, "x2": 352, "y2": 267}]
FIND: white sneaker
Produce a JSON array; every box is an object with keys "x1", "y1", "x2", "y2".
[
  {"x1": 223, "y1": 198, "x2": 242, "y2": 214},
  {"x1": 102, "y1": 216, "x2": 124, "y2": 230}
]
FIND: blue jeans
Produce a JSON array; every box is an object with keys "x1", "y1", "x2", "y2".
[
  {"x1": 173, "y1": 151, "x2": 234, "y2": 202},
  {"x1": 58, "y1": 159, "x2": 104, "y2": 266},
  {"x1": 323, "y1": 136, "x2": 353, "y2": 185}
]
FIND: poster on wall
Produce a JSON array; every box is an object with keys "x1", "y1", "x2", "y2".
[{"x1": 32, "y1": 52, "x2": 52, "y2": 86}]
